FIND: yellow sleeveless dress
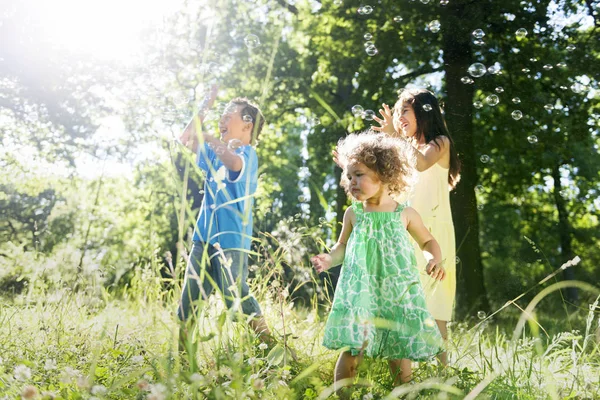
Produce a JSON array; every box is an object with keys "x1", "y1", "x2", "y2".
[{"x1": 409, "y1": 163, "x2": 456, "y2": 321}]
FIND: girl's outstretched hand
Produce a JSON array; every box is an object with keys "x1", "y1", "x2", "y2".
[
  {"x1": 311, "y1": 253, "x2": 332, "y2": 273},
  {"x1": 425, "y1": 260, "x2": 446, "y2": 281},
  {"x1": 371, "y1": 103, "x2": 396, "y2": 136},
  {"x1": 332, "y1": 148, "x2": 343, "y2": 169}
]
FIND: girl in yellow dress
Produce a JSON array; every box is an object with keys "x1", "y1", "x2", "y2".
[{"x1": 373, "y1": 88, "x2": 461, "y2": 365}]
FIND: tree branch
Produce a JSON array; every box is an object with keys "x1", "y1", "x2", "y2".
[{"x1": 276, "y1": 0, "x2": 298, "y2": 15}]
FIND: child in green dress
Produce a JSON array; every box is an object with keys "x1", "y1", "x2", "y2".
[{"x1": 311, "y1": 131, "x2": 445, "y2": 390}]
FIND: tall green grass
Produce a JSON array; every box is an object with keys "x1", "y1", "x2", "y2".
[{"x1": 0, "y1": 253, "x2": 598, "y2": 399}]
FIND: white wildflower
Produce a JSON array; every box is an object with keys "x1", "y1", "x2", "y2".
[
  {"x1": 77, "y1": 375, "x2": 91, "y2": 389},
  {"x1": 13, "y1": 365, "x2": 32, "y2": 381},
  {"x1": 147, "y1": 383, "x2": 167, "y2": 400},
  {"x1": 91, "y1": 384, "x2": 107, "y2": 395},
  {"x1": 258, "y1": 342, "x2": 268, "y2": 350},
  {"x1": 131, "y1": 355, "x2": 144, "y2": 364},
  {"x1": 44, "y1": 359, "x2": 57, "y2": 371}
]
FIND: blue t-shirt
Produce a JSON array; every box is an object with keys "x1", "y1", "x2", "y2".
[{"x1": 192, "y1": 143, "x2": 258, "y2": 250}]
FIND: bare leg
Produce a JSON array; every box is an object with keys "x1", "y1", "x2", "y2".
[
  {"x1": 334, "y1": 351, "x2": 361, "y2": 398},
  {"x1": 435, "y1": 319, "x2": 448, "y2": 366},
  {"x1": 248, "y1": 316, "x2": 271, "y2": 338},
  {"x1": 388, "y1": 358, "x2": 412, "y2": 385}
]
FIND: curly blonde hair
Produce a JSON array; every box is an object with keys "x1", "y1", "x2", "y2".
[{"x1": 337, "y1": 131, "x2": 417, "y2": 197}]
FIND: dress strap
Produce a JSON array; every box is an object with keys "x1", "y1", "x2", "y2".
[
  {"x1": 395, "y1": 202, "x2": 407, "y2": 213},
  {"x1": 352, "y1": 202, "x2": 364, "y2": 215}
]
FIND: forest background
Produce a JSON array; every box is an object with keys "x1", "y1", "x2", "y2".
[{"x1": 0, "y1": 0, "x2": 599, "y2": 398}]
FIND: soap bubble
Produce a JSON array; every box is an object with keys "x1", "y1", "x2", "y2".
[
  {"x1": 570, "y1": 83, "x2": 586, "y2": 94},
  {"x1": 461, "y1": 76, "x2": 474, "y2": 84},
  {"x1": 527, "y1": 135, "x2": 538, "y2": 144},
  {"x1": 365, "y1": 45, "x2": 378, "y2": 56},
  {"x1": 351, "y1": 105, "x2": 364, "y2": 117},
  {"x1": 228, "y1": 139, "x2": 243, "y2": 150},
  {"x1": 480, "y1": 154, "x2": 490, "y2": 163},
  {"x1": 428, "y1": 20, "x2": 441, "y2": 33},
  {"x1": 511, "y1": 110, "x2": 523, "y2": 120},
  {"x1": 515, "y1": 28, "x2": 527, "y2": 38},
  {"x1": 393, "y1": 15, "x2": 403, "y2": 23},
  {"x1": 244, "y1": 34, "x2": 260, "y2": 49},
  {"x1": 485, "y1": 94, "x2": 499, "y2": 106},
  {"x1": 477, "y1": 311, "x2": 487, "y2": 319},
  {"x1": 487, "y1": 64, "x2": 502, "y2": 75},
  {"x1": 358, "y1": 5, "x2": 373, "y2": 14},
  {"x1": 468, "y1": 63, "x2": 486, "y2": 77},
  {"x1": 472, "y1": 29, "x2": 485, "y2": 39},
  {"x1": 363, "y1": 110, "x2": 375, "y2": 120}
]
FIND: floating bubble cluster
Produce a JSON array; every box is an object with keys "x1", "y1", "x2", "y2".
[
  {"x1": 358, "y1": 5, "x2": 373, "y2": 14},
  {"x1": 428, "y1": 20, "x2": 441, "y2": 33}
]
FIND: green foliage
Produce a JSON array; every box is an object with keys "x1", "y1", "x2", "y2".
[{"x1": 0, "y1": 272, "x2": 599, "y2": 399}]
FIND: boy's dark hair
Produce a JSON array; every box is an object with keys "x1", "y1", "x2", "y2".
[{"x1": 230, "y1": 97, "x2": 265, "y2": 145}]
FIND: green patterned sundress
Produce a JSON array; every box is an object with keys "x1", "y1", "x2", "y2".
[{"x1": 322, "y1": 202, "x2": 443, "y2": 360}]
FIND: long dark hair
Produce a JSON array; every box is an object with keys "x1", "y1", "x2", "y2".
[{"x1": 397, "y1": 88, "x2": 461, "y2": 189}]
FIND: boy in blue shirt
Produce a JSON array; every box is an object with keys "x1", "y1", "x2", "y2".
[{"x1": 177, "y1": 97, "x2": 271, "y2": 345}]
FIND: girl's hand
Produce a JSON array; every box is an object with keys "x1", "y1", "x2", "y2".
[
  {"x1": 311, "y1": 254, "x2": 333, "y2": 273},
  {"x1": 371, "y1": 103, "x2": 396, "y2": 136},
  {"x1": 332, "y1": 148, "x2": 343, "y2": 169},
  {"x1": 425, "y1": 260, "x2": 446, "y2": 281}
]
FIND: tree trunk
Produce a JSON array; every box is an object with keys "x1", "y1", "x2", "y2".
[
  {"x1": 551, "y1": 163, "x2": 578, "y2": 303},
  {"x1": 441, "y1": 2, "x2": 490, "y2": 318}
]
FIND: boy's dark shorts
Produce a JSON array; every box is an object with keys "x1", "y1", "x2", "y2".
[{"x1": 177, "y1": 241, "x2": 262, "y2": 321}]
